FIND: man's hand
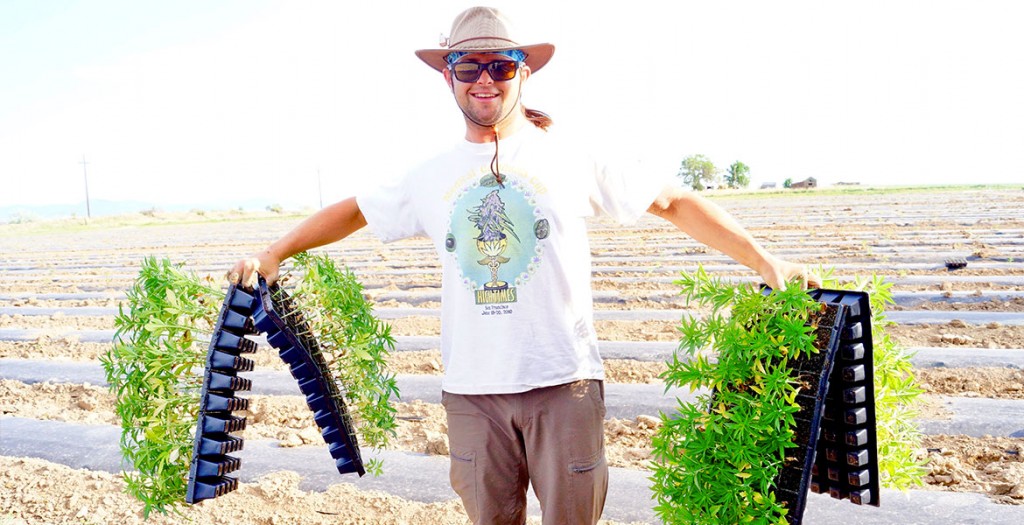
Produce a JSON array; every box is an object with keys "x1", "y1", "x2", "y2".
[
  {"x1": 226, "y1": 250, "x2": 281, "y2": 289},
  {"x1": 758, "y1": 255, "x2": 821, "y2": 291}
]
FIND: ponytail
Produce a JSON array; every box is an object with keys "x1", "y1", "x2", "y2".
[{"x1": 524, "y1": 107, "x2": 553, "y2": 130}]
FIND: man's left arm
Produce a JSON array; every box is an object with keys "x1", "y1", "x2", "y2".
[{"x1": 647, "y1": 185, "x2": 819, "y2": 290}]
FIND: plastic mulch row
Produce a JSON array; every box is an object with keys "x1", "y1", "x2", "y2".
[
  {"x1": 763, "y1": 288, "x2": 880, "y2": 525},
  {"x1": 251, "y1": 277, "x2": 366, "y2": 476},
  {"x1": 185, "y1": 285, "x2": 259, "y2": 504}
]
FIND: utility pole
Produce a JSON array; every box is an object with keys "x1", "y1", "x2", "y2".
[
  {"x1": 317, "y1": 168, "x2": 323, "y2": 209},
  {"x1": 80, "y1": 155, "x2": 92, "y2": 219}
]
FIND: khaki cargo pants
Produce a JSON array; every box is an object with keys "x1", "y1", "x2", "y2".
[{"x1": 441, "y1": 379, "x2": 608, "y2": 525}]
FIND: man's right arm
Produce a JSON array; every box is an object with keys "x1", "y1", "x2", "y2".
[
  {"x1": 228, "y1": 196, "x2": 367, "y2": 287},
  {"x1": 647, "y1": 185, "x2": 818, "y2": 290}
]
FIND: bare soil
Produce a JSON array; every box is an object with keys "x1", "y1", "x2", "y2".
[
  {"x1": 892, "y1": 297, "x2": 1024, "y2": 313},
  {"x1": 916, "y1": 368, "x2": 1024, "y2": 399},
  {"x1": 1, "y1": 297, "x2": 123, "y2": 308},
  {"x1": 0, "y1": 380, "x2": 117, "y2": 426},
  {"x1": 0, "y1": 339, "x2": 110, "y2": 361},
  {"x1": 0, "y1": 455, "x2": 649, "y2": 525},
  {"x1": 0, "y1": 456, "x2": 479, "y2": 525},
  {"x1": 887, "y1": 322, "x2": 1024, "y2": 349},
  {"x1": 0, "y1": 314, "x2": 113, "y2": 330},
  {"x1": 922, "y1": 435, "x2": 1024, "y2": 505}
]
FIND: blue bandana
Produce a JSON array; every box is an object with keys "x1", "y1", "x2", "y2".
[{"x1": 445, "y1": 49, "x2": 526, "y2": 65}]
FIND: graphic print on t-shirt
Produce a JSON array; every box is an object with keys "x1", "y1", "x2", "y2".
[{"x1": 445, "y1": 171, "x2": 549, "y2": 311}]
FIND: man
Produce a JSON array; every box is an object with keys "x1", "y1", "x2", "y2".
[{"x1": 229, "y1": 6, "x2": 817, "y2": 524}]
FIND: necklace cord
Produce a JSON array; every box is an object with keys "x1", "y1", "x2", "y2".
[
  {"x1": 490, "y1": 130, "x2": 504, "y2": 188},
  {"x1": 452, "y1": 72, "x2": 524, "y2": 189}
]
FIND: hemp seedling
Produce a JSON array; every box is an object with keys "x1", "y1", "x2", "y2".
[
  {"x1": 650, "y1": 266, "x2": 924, "y2": 525},
  {"x1": 288, "y1": 251, "x2": 399, "y2": 475},
  {"x1": 651, "y1": 267, "x2": 820, "y2": 524},
  {"x1": 100, "y1": 257, "x2": 222, "y2": 517}
]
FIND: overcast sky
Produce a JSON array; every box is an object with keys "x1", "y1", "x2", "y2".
[{"x1": 2, "y1": 1, "x2": 1022, "y2": 210}]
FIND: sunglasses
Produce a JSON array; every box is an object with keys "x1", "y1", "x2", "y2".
[{"x1": 448, "y1": 60, "x2": 521, "y2": 83}]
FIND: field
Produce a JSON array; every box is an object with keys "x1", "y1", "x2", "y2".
[{"x1": 2, "y1": 186, "x2": 1023, "y2": 524}]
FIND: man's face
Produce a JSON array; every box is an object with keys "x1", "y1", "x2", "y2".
[{"x1": 444, "y1": 53, "x2": 530, "y2": 128}]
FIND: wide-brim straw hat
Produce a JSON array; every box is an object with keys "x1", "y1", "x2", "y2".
[{"x1": 415, "y1": 6, "x2": 555, "y2": 73}]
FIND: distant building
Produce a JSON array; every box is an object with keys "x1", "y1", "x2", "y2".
[
  {"x1": 790, "y1": 177, "x2": 817, "y2": 189},
  {"x1": 760, "y1": 182, "x2": 777, "y2": 189},
  {"x1": 835, "y1": 181, "x2": 861, "y2": 186}
]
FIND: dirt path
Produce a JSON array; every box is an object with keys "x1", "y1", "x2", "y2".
[
  {"x1": 916, "y1": 369, "x2": 1024, "y2": 399},
  {"x1": 1, "y1": 456, "x2": 555, "y2": 525},
  {"x1": 888, "y1": 323, "x2": 1024, "y2": 349},
  {"x1": 922, "y1": 435, "x2": 1024, "y2": 505}
]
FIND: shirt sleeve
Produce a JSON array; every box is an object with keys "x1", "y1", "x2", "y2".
[
  {"x1": 355, "y1": 173, "x2": 425, "y2": 243},
  {"x1": 589, "y1": 157, "x2": 674, "y2": 225}
]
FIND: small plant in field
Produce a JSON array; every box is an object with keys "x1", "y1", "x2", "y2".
[
  {"x1": 288, "y1": 251, "x2": 399, "y2": 475},
  {"x1": 651, "y1": 267, "x2": 820, "y2": 524},
  {"x1": 100, "y1": 257, "x2": 222, "y2": 517}
]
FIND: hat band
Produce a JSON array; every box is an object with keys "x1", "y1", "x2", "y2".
[{"x1": 448, "y1": 36, "x2": 518, "y2": 50}]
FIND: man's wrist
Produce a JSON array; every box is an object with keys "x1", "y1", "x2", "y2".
[{"x1": 263, "y1": 245, "x2": 286, "y2": 266}]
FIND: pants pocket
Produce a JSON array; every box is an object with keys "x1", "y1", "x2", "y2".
[
  {"x1": 449, "y1": 448, "x2": 478, "y2": 520},
  {"x1": 586, "y1": 380, "x2": 606, "y2": 419},
  {"x1": 566, "y1": 446, "x2": 608, "y2": 523},
  {"x1": 569, "y1": 447, "x2": 606, "y2": 474}
]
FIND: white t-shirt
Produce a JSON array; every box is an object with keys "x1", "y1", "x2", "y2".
[{"x1": 357, "y1": 124, "x2": 670, "y2": 394}]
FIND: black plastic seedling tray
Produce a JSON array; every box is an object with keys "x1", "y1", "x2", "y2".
[
  {"x1": 251, "y1": 278, "x2": 366, "y2": 476},
  {"x1": 184, "y1": 277, "x2": 374, "y2": 505},
  {"x1": 807, "y1": 290, "x2": 880, "y2": 508},
  {"x1": 770, "y1": 299, "x2": 845, "y2": 521},
  {"x1": 757, "y1": 288, "x2": 880, "y2": 525},
  {"x1": 945, "y1": 258, "x2": 968, "y2": 270},
  {"x1": 185, "y1": 285, "x2": 258, "y2": 504}
]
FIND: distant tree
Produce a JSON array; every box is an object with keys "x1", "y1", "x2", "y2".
[
  {"x1": 783, "y1": 178, "x2": 793, "y2": 189},
  {"x1": 725, "y1": 161, "x2": 751, "y2": 189},
  {"x1": 678, "y1": 155, "x2": 720, "y2": 191}
]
